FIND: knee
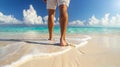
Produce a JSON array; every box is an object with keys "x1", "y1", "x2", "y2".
[
  {"x1": 60, "y1": 12, "x2": 68, "y2": 20},
  {"x1": 48, "y1": 13, "x2": 55, "y2": 21},
  {"x1": 48, "y1": 10, "x2": 55, "y2": 16},
  {"x1": 48, "y1": 14, "x2": 54, "y2": 22},
  {"x1": 59, "y1": 5, "x2": 68, "y2": 18},
  {"x1": 48, "y1": 10, "x2": 55, "y2": 25}
]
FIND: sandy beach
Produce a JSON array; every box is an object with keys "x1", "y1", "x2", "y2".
[
  {"x1": 0, "y1": 33, "x2": 120, "y2": 67},
  {"x1": 1, "y1": 0, "x2": 120, "y2": 67}
]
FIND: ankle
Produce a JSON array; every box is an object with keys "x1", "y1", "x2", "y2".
[
  {"x1": 60, "y1": 37, "x2": 65, "y2": 41},
  {"x1": 48, "y1": 38, "x2": 52, "y2": 40}
]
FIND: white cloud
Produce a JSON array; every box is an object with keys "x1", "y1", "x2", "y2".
[
  {"x1": 0, "y1": 5, "x2": 43, "y2": 25},
  {"x1": 0, "y1": 12, "x2": 21, "y2": 24},
  {"x1": 109, "y1": 14, "x2": 120, "y2": 26},
  {"x1": 43, "y1": 15, "x2": 48, "y2": 24},
  {"x1": 66, "y1": 13, "x2": 120, "y2": 26},
  {"x1": 0, "y1": 5, "x2": 44, "y2": 25},
  {"x1": 69, "y1": 20, "x2": 84, "y2": 26},
  {"x1": 88, "y1": 13, "x2": 120, "y2": 26},
  {"x1": 101, "y1": 13, "x2": 110, "y2": 25},
  {"x1": 23, "y1": 5, "x2": 43, "y2": 24},
  {"x1": 89, "y1": 15, "x2": 100, "y2": 25}
]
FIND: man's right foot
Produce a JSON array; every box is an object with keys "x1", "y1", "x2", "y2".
[{"x1": 60, "y1": 38, "x2": 67, "y2": 46}]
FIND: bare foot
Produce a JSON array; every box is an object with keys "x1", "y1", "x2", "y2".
[{"x1": 60, "y1": 38, "x2": 67, "y2": 46}]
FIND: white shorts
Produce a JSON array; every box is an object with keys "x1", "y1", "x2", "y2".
[{"x1": 47, "y1": 0, "x2": 70, "y2": 9}]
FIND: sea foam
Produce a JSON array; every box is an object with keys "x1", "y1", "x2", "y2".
[{"x1": 0, "y1": 35, "x2": 92, "y2": 67}]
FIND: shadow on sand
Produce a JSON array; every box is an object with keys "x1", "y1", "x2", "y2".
[{"x1": 0, "y1": 38, "x2": 60, "y2": 46}]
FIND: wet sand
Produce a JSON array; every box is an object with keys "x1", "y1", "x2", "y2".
[{"x1": 0, "y1": 33, "x2": 120, "y2": 67}]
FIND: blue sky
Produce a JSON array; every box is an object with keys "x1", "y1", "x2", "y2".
[{"x1": 0, "y1": 0, "x2": 120, "y2": 26}]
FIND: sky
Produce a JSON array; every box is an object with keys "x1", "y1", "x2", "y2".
[{"x1": 0, "y1": 0, "x2": 120, "y2": 26}]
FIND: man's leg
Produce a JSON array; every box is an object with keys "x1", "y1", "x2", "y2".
[
  {"x1": 48, "y1": 9, "x2": 55, "y2": 40},
  {"x1": 59, "y1": 5, "x2": 68, "y2": 46}
]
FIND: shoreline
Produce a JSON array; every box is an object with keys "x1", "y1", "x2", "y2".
[
  {"x1": 0, "y1": 33, "x2": 120, "y2": 67},
  {"x1": 0, "y1": 34, "x2": 91, "y2": 67}
]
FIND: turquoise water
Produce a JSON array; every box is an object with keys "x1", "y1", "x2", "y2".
[{"x1": 0, "y1": 25, "x2": 120, "y2": 34}]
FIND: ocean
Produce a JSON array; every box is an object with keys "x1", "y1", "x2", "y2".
[{"x1": 0, "y1": 24, "x2": 120, "y2": 35}]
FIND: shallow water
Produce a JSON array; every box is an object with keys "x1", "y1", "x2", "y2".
[
  {"x1": 0, "y1": 33, "x2": 91, "y2": 67},
  {"x1": 0, "y1": 25, "x2": 120, "y2": 34}
]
